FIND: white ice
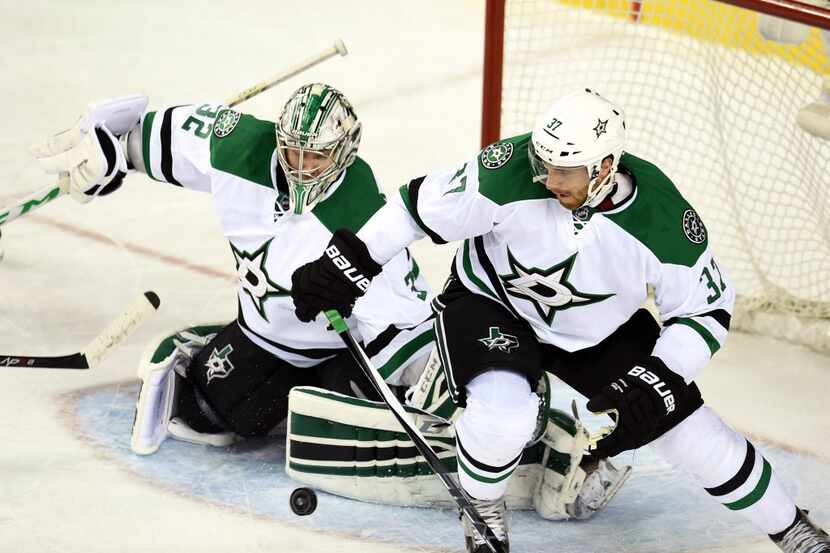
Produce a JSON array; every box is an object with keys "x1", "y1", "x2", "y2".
[{"x1": 0, "y1": 1, "x2": 827, "y2": 552}]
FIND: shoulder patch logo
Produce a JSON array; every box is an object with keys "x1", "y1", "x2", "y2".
[
  {"x1": 682, "y1": 208, "x2": 707, "y2": 244},
  {"x1": 213, "y1": 109, "x2": 241, "y2": 138},
  {"x1": 480, "y1": 142, "x2": 514, "y2": 170}
]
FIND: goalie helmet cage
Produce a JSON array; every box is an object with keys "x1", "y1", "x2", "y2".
[{"x1": 481, "y1": 0, "x2": 830, "y2": 352}]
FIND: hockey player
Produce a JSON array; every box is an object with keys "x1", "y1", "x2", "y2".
[
  {"x1": 291, "y1": 89, "x2": 830, "y2": 552},
  {"x1": 29, "y1": 83, "x2": 435, "y2": 453}
]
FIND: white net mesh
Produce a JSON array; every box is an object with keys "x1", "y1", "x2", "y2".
[{"x1": 497, "y1": 0, "x2": 830, "y2": 350}]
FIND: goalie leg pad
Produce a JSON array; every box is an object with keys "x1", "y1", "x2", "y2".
[
  {"x1": 131, "y1": 324, "x2": 236, "y2": 455},
  {"x1": 287, "y1": 376, "x2": 626, "y2": 516},
  {"x1": 287, "y1": 385, "x2": 458, "y2": 507},
  {"x1": 287, "y1": 385, "x2": 546, "y2": 509},
  {"x1": 565, "y1": 457, "x2": 632, "y2": 520},
  {"x1": 406, "y1": 346, "x2": 462, "y2": 422},
  {"x1": 531, "y1": 372, "x2": 631, "y2": 520}
]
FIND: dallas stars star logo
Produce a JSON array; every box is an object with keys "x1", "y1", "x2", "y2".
[
  {"x1": 478, "y1": 327, "x2": 520, "y2": 353},
  {"x1": 593, "y1": 118, "x2": 608, "y2": 138},
  {"x1": 230, "y1": 238, "x2": 290, "y2": 321},
  {"x1": 205, "y1": 344, "x2": 235, "y2": 384},
  {"x1": 500, "y1": 249, "x2": 615, "y2": 325}
]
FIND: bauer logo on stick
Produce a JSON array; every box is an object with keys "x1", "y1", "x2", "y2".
[{"x1": 213, "y1": 109, "x2": 241, "y2": 138}]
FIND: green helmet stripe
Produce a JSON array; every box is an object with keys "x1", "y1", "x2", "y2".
[
  {"x1": 315, "y1": 90, "x2": 338, "y2": 135},
  {"x1": 300, "y1": 86, "x2": 330, "y2": 137},
  {"x1": 290, "y1": 88, "x2": 305, "y2": 132}
]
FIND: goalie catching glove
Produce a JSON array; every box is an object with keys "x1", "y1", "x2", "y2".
[
  {"x1": 587, "y1": 356, "x2": 688, "y2": 458},
  {"x1": 30, "y1": 94, "x2": 147, "y2": 203},
  {"x1": 291, "y1": 228, "x2": 382, "y2": 322}
]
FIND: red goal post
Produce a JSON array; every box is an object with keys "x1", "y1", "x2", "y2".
[{"x1": 480, "y1": 0, "x2": 830, "y2": 351}]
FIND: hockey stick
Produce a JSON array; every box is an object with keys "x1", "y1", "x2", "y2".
[
  {"x1": 324, "y1": 310, "x2": 506, "y2": 553},
  {"x1": 0, "y1": 39, "x2": 349, "y2": 228},
  {"x1": 0, "y1": 177, "x2": 67, "y2": 227},
  {"x1": 226, "y1": 38, "x2": 348, "y2": 107},
  {"x1": 0, "y1": 291, "x2": 160, "y2": 369}
]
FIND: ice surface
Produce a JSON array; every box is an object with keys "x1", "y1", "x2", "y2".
[
  {"x1": 0, "y1": 1, "x2": 828, "y2": 552},
  {"x1": 65, "y1": 381, "x2": 830, "y2": 553}
]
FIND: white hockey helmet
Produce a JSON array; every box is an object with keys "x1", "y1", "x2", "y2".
[
  {"x1": 276, "y1": 83, "x2": 362, "y2": 214},
  {"x1": 529, "y1": 89, "x2": 626, "y2": 208}
]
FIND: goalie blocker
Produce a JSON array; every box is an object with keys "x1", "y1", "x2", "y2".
[{"x1": 286, "y1": 360, "x2": 631, "y2": 521}]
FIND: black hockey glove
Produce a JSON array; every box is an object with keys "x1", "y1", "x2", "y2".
[
  {"x1": 291, "y1": 228, "x2": 383, "y2": 322},
  {"x1": 586, "y1": 356, "x2": 687, "y2": 458}
]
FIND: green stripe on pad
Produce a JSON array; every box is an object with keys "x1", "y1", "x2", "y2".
[
  {"x1": 545, "y1": 449, "x2": 573, "y2": 475},
  {"x1": 548, "y1": 408, "x2": 577, "y2": 437},
  {"x1": 289, "y1": 459, "x2": 452, "y2": 478},
  {"x1": 292, "y1": 412, "x2": 409, "y2": 442}
]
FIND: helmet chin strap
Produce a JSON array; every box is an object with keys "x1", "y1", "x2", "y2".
[{"x1": 582, "y1": 171, "x2": 616, "y2": 209}]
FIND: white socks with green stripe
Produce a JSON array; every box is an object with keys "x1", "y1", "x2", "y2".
[
  {"x1": 455, "y1": 370, "x2": 540, "y2": 500},
  {"x1": 651, "y1": 406, "x2": 796, "y2": 534}
]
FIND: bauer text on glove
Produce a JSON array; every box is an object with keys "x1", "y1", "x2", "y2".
[
  {"x1": 586, "y1": 356, "x2": 688, "y2": 458},
  {"x1": 290, "y1": 228, "x2": 382, "y2": 322}
]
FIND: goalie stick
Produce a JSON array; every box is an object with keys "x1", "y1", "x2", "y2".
[
  {"x1": 0, "y1": 291, "x2": 160, "y2": 369},
  {"x1": 324, "y1": 310, "x2": 506, "y2": 553},
  {"x1": 0, "y1": 39, "x2": 349, "y2": 228}
]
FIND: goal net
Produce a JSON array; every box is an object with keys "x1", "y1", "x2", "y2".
[{"x1": 483, "y1": 0, "x2": 830, "y2": 351}]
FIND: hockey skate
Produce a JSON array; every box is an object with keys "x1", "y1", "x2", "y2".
[
  {"x1": 566, "y1": 457, "x2": 632, "y2": 519},
  {"x1": 462, "y1": 497, "x2": 510, "y2": 553},
  {"x1": 772, "y1": 509, "x2": 830, "y2": 553}
]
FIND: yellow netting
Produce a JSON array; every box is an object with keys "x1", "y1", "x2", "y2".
[{"x1": 557, "y1": 0, "x2": 829, "y2": 75}]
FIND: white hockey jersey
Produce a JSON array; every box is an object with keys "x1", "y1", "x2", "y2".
[
  {"x1": 359, "y1": 133, "x2": 735, "y2": 383},
  {"x1": 136, "y1": 103, "x2": 433, "y2": 383}
]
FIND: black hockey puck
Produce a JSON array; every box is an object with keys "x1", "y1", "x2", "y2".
[{"x1": 289, "y1": 487, "x2": 317, "y2": 516}]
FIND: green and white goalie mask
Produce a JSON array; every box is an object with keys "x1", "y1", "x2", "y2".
[
  {"x1": 529, "y1": 89, "x2": 626, "y2": 208},
  {"x1": 275, "y1": 83, "x2": 362, "y2": 214}
]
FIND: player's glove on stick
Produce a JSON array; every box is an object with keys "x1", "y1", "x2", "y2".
[
  {"x1": 291, "y1": 228, "x2": 382, "y2": 322},
  {"x1": 586, "y1": 356, "x2": 687, "y2": 458}
]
